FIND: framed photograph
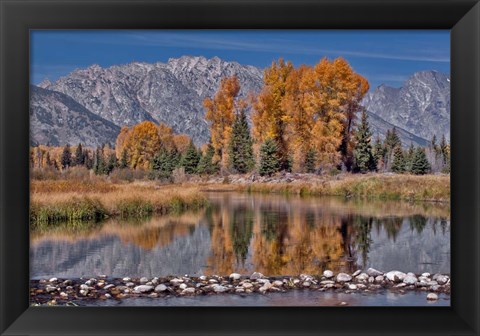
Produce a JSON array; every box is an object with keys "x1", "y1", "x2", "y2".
[{"x1": 1, "y1": 0, "x2": 479, "y2": 335}]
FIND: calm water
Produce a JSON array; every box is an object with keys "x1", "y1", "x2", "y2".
[{"x1": 30, "y1": 192, "x2": 450, "y2": 279}]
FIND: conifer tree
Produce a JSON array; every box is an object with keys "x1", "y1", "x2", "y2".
[
  {"x1": 391, "y1": 146, "x2": 406, "y2": 173},
  {"x1": 151, "y1": 148, "x2": 174, "y2": 179},
  {"x1": 373, "y1": 135, "x2": 385, "y2": 171},
  {"x1": 411, "y1": 148, "x2": 431, "y2": 175},
  {"x1": 228, "y1": 109, "x2": 255, "y2": 173},
  {"x1": 93, "y1": 147, "x2": 106, "y2": 175},
  {"x1": 61, "y1": 144, "x2": 72, "y2": 170},
  {"x1": 74, "y1": 143, "x2": 85, "y2": 166},
  {"x1": 84, "y1": 150, "x2": 93, "y2": 170},
  {"x1": 405, "y1": 144, "x2": 416, "y2": 173},
  {"x1": 119, "y1": 149, "x2": 128, "y2": 169},
  {"x1": 197, "y1": 144, "x2": 219, "y2": 175},
  {"x1": 352, "y1": 110, "x2": 376, "y2": 173},
  {"x1": 180, "y1": 141, "x2": 201, "y2": 174},
  {"x1": 106, "y1": 153, "x2": 117, "y2": 174},
  {"x1": 259, "y1": 138, "x2": 280, "y2": 176},
  {"x1": 304, "y1": 148, "x2": 317, "y2": 173}
]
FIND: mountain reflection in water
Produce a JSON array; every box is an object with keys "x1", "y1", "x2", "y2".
[{"x1": 30, "y1": 193, "x2": 450, "y2": 279}]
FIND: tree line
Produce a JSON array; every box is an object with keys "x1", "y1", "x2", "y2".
[{"x1": 30, "y1": 57, "x2": 450, "y2": 178}]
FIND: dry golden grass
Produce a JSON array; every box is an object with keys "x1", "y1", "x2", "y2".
[
  {"x1": 30, "y1": 181, "x2": 208, "y2": 225},
  {"x1": 197, "y1": 173, "x2": 450, "y2": 202}
]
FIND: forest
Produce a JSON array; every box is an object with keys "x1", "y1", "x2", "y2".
[{"x1": 30, "y1": 57, "x2": 451, "y2": 181}]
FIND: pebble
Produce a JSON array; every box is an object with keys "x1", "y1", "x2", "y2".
[
  {"x1": 352, "y1": 270, "x2": 362, "y2": 277},
  {"x1": 181, "y1": 287, "x2": 195, "y2": 295},
  {"x1": 336, "y1": 273, "x2": 352, "y2": 282},
  {"x1": 122, "y1": 277, "x2": 131, "y2": 282},
  {"x1": 367, "y1": 268, "x2": 383, "y2": 277},
  {"x1": 348, "y1": 284, "x2": 358, "y2": 290},
  {"x1": 385, "y1": 271, "x2": 406, "y2": 283},
  {"x1": 104, "y1": 284, "x2": 115, "y2": 290},
  {"x1": 427, "y1": 293, "x2": 439, "y2": 301},
  {"x1": 139, "y1": 277, "x2": 149, "y2": 284},
  {"x1": 133, "y1": 285, "x2": 154, "y2": 293},
  {"x1": 242, "y1": 282, "x2": 253, "y2": 289},
  {"x1": 436, "y1": 275, "x2": 449, "y2": 285},
  {"x1": 179, "y1": 283, "x2": 187, "y2": 290},
  {"x1": 154, "y1": 284, "x2": 168, "y2": 293},
  {"x1": 273, "y1": 280, "x2": 283, "y2": 287},
  {"x1": 213, "y1": 285, "x2": 228, "y2": 293},
  {"x1": 229, "y1": 273, "x2": 241, "y2": 281},
  {"x1": 356, "y1": 273, "x2": 369, "y2": 281},
  {"x1": 48, "y1": 277, "x2": 58, "y2": 283},
  {"x1": 323, "y1": 270, "x2": 334, "y2": 278},
  {"x1": 403, "y1": 274, "x2": 418, "y2": 285},
  {"x1": 250, "y1": 272, "x2": 265, "y2": 280}
]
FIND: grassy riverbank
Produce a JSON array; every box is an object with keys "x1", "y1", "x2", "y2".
[
  {"x1": 30, "y1": 173, "x2": 449, "y2": 226},
  {"x1": 199, "y1": 173, "x2": 450, "y2": 202},
  {"x1": 30, "y1": 180, "x2": 208, "y2": 226}
]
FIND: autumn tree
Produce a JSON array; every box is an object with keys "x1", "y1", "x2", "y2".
[
  {"x1": 204, "y1": 76, "x2": 241, "y2": 169},
  {"x1": 353, "y1": 109, "x2": 376, "y2": 173},
  {"x1": 121, "y1": 121, "x2": 162, "y2": 169},
  {"x1": 228, "y1": 109, "x2": 255, "y2": 173},
  {"x1": 252, "y1": 59, "x2": 294, "y2": 171}
]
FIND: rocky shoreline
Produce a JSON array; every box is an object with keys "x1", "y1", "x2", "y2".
[{"x1": 30, "y1": 268, "x2": 450, "y2": 306}]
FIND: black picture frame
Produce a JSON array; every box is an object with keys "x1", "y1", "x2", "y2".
[{"x1": 1, "y1": 0, "x2": 479, "y2": 335}]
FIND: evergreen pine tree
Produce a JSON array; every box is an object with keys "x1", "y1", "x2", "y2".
[
  {"x1": 228, "y1": 110, "x2": 255, "y2": 173},
  {"x1": 258, "y1": 138, "x2": 280, "y2": 176},
  {"x1": 106, "y1": 153, "x2": 117, "y2": 174},
  {"x1": 352, "y1": 110, "x2": 376, "y2": 173},
  {"x1": 151, "y1": 148, "x2": 178, "y2": 179},
  {"x1": 391, "y1": 146, "x2": 406, "y2": 173},
  {"x1": 440, "y1": 134, "x2": 449, "y2": 165},
  {"x1": 304, "y1": 148, "x2": 317, "y2": 173},
  {"x1": 405, "y1": 144, "x2": 416, "y2": 173},
  {"x1": 119, "y1": 149, "x2": 128, "y2": 169},
  {"x1": 84, "y1": 150, "x2": 93, "y2": 170},
  {"x1": 93, "y1": 147, "x2": 106, "y2": 175},
  {"x1": 74, "y1": 143, "x2": 85, "y2": 166},
  {"x1": 61, "y1": 144, "x2": 72, "y2": 169},
  {"x1": 180, "y1": 141, "x2": 201, "y2": 174},
  {"x1": 197, "y1": 144, "x2": 219, "y2": 175},
  {"x1": 373, "y1": 136, "x2": 385, "y2": 170},
  {"x1": 411, "y1": 148, "x2": 431, "y2": 175}
]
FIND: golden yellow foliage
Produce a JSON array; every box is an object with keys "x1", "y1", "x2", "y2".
[{"x1": 204, "y1": 76, "x2": 241, "y2": 167}]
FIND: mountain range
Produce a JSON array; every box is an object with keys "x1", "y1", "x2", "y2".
[{"x1": 31, "y1": 56, "x2": 450, "y2": 148}]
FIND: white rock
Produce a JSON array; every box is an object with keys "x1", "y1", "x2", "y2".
[
  {"x1": 139, "y1": 277, "x2": 149, "y2": 284},
  {"x1": 79, "y1": 289, "x2": 88, "y2": 296},
  {"x1": 122, "y1": 277, "x2": 131, "y2": 282},
  {"x1": 352, "y1": 270, "x2": 362, "y2": 277},
  {"x1": 133, "y1": 285, "x2": 154, "y2": 293},
  {"x1": 80, "y1": 284, "x2": 89, "y2": 291},
  {"x1": 436, "y1": 275, "x2": 449, "y2": 285},
  {"x1": 199, "y1": 275, "x2": 207, "y2": 281},
  {"x1": 356, "y1": 273, "x2": 369, "y2": 281},
  {"x1": 155, "y1": 284, "x2": 168, "y2": 292},
  {"x1": 336, "y1": 273, "x2": 352, "y2": 282},
  {"x1": 213, "y1": 285, "x2": 228, "y2": 293},
  {"x1": 179, "y1": 283, "x2": 187, "y2": 290},
  {"x1": 104, "y1": 284, "x2": 115, "y2": 290},
  {"x1": 250, "y1": 272, "x2": 265, "y2": 280},
  {"x1": 421, "y1": 272, "x2": 431, "y2": 278},
  {"x1": 385, "y1": 271, "x2": 406, "y2": 282},
  {"x1": 170, "y1": 278, "x2": 184, "y2": 285},
  {"x1": 323, "y1": 270, "x2": 334, "y2": 278},
  {"x1": 367, "y1": 268, "x2": 383, "y2": 277},
  {"x1": 348, "y1": 284, "x2": 358, "y2": 290},
  {"x1": 181, "y1": 287, "x2": 195, "y2": 295},
  {"x1": 403, "y1": 274, "x2": 418, "y2": 285},
  {"x1": 375, "y1": 275, "x2": 384, "y2": 283},
  {"x1": 273, "y1": 280, "x2": 283, "y2": 287},
  {"x1": 48, "y1": 277, "x2": 58, "y2": 283},
  {"x1": 427, "y1": 293, "x2": 438, "y2": 301},
  {"x1": 242, "y1": 282, "x2": 253, "y2": 289},
  {"x1": 229, "y1": 273, "x2": 241, "y2": 280}
]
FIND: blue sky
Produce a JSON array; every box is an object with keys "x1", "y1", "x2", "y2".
[{"x1": 31, "y1": 30, "x2": 450, "y2": 90}]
